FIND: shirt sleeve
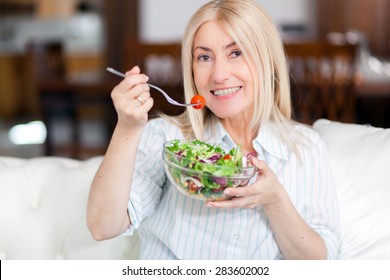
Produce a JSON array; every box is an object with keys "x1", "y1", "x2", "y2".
[
  {"x1": 122, "y1": 119, "x2": 168, "y2": 236},
  {"x1": 303, "y1": 130, "x2": 341, "y2": 259}
]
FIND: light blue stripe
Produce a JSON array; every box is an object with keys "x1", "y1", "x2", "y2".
[{"x1": 198, "y1": 206, "x2": 211, "y2": 259}]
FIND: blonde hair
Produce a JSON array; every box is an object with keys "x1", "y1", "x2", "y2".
[{"x1": 166, "y1": 0, "x2": 299, "y2": 154}]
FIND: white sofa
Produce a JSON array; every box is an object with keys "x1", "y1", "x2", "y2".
[{"x1": 0, "y1": 119, "x2": 389, "y2": 260}]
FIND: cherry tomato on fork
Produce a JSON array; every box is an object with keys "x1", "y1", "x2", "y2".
[{"x1": 190, "y1": 95, "x2": 206, "y2": 109}]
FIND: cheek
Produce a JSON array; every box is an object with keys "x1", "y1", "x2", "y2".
[{"x1": 193, "y1": 67, "x2": 209, "y2": 89}]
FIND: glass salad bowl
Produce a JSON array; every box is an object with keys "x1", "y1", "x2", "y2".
[{"x1": 162, "y1": 139, "x2": 257, "y2": 201}]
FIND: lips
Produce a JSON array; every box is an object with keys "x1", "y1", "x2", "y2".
[{"x1": 211, "y1": 86, "x2": 241, "y2": 96}]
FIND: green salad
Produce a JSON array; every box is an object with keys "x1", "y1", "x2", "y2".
[{"x1": 163, "y1": 139, "x2": 256, "y2": 200}]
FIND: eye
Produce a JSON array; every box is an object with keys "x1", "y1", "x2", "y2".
[
  {"x1": 230, "y1": 49, "x2": 242, "y2": 58},
  {"x1": 196, "y1": 54, "x2": 212, "y2": 62}
]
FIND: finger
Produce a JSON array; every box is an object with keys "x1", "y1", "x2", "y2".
[
  {"x1": 125, "y1": 65, "x2": 141, "y2": 75},
  {"x1": 112, "y1": 75, "x2": 149, "y2": 101},
  {"x1": 136, "y1": 96, "x2": 145, "y2": 105},
  {"x1": 123, "y1": 73, "x2": 149, "y2": 90},
  {"x1": 223, "y1": 185, "x2": 253, "y2": 198},
  {"x1": 135, "y1": 88, "x2": 151, "y2": 106},
  {"x1": 251, "y1": 157, "x2": 270, "y2": 176},
  {"x1": 205, "y1": 197, "x2": 239, "y2": 208},
  {"x1": 112, "y1": 64, "x2": 148, "y2": 91},
  {"x1": 205, "y1": 196, "x2": 252, "y2": 209}
]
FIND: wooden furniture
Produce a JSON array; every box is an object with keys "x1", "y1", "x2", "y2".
[
  {"x1": 25, "y1": 40, "x2": 75, "y2": 156},
  {"x1": 0, "y1": 54, "x2": 27, "y2": 118},
  {"x1": 104, "y1": 0, "x2": 139, "y2": 71},
  {"x1": 25, "y1": 40, "x2": 117, "y2": 158},
  {"x1": 315, "y1": 0, "x2": 390, "y2": 127},
  {"x1": 123, "y1": 41, "x2": 184, "y2": 117},
  {"x1": 284, "y1": 41, "x2": 357, "y2": 125},
  {"x1": 316, "y1": 0, "x2": 390, "y2": 58}
]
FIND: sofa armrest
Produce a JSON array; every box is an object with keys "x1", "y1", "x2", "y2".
[
  {"x1": 0, "y1": 156, "x2": 139, "y2": 260},
  {"x1": 313, "y1": 119, "x2": 390, "y2": 259}
]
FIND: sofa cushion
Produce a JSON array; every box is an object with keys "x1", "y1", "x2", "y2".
[
  {"x1": 0, "y1": 156, "x2": 139, "y2": 260},
  {"x1": 313, "y1": 119, "x2": 390, "y2": 259}
]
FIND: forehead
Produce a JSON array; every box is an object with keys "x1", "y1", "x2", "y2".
[{"x1": 193, "y1": 21, "x2": 233, "y2": 47}]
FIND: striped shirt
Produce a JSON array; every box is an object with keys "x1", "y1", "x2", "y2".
[{"x1": 124, "y1": 118, "x2": 340, "y2": 259}]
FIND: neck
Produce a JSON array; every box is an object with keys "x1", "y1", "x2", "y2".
[{"x1": 220, "y1": 117, "x2": 255, "y2": 154}]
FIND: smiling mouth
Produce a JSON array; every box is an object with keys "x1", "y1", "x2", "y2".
[{"x1": 211, "y1": 86, "x2": 241, "y2": 97}]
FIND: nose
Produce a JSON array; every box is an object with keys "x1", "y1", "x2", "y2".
[{"x1": 211, "y1": 57, "x2": 231, "y2": 83}]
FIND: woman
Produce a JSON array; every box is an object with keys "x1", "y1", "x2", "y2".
[{"x1": 87, "y1": 0, "x2": 340, "y2": 259}]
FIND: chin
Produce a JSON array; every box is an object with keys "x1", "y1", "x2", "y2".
[{"x1": 212, "y1": 108, "x2": 243, "y2": 119}]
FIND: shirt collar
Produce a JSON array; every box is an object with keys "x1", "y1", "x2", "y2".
[{"x1": 208, "y1": 120, "x2": 290, "y2": 161}]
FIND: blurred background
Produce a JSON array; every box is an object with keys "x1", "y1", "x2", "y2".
[{"x1": 1, "y1": 0, "x2": 389, "y2": 159}]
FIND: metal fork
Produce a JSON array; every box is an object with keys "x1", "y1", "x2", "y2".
[{"x1": 106, "y1": 67, "x2": 195, "y2": 107}]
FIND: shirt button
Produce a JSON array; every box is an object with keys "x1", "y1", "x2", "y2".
[{"x1": 233, "y1": 234, "x2": 240, "y2": 240}]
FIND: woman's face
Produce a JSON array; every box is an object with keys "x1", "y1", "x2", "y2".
[{"x1": 192, "y1": 20, "x2": 254, "y2": 120}]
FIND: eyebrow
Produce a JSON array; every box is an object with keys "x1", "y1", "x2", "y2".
[{"x1": 193, "y1": 41, "x2": 237, "y2": 53}]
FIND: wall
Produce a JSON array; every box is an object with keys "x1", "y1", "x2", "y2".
[
  {"x1": 139, "y1": 0, "x2": 316, "y2": 42},
  {"x1": 139, "y1": 0, "x2": 209, "y2": 42}
]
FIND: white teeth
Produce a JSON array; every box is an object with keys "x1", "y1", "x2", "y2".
[{"x1": 212, "y1": 87, "x2": 241, "y2": 96}]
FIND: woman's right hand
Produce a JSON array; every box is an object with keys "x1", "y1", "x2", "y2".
[{"x1": 111, "y1": 65, "x2": 153, "y2": 130}]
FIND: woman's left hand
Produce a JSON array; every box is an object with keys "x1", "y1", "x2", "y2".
[{"x1": 206, "y1": 157, "x2": 286, "y2": 209}]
